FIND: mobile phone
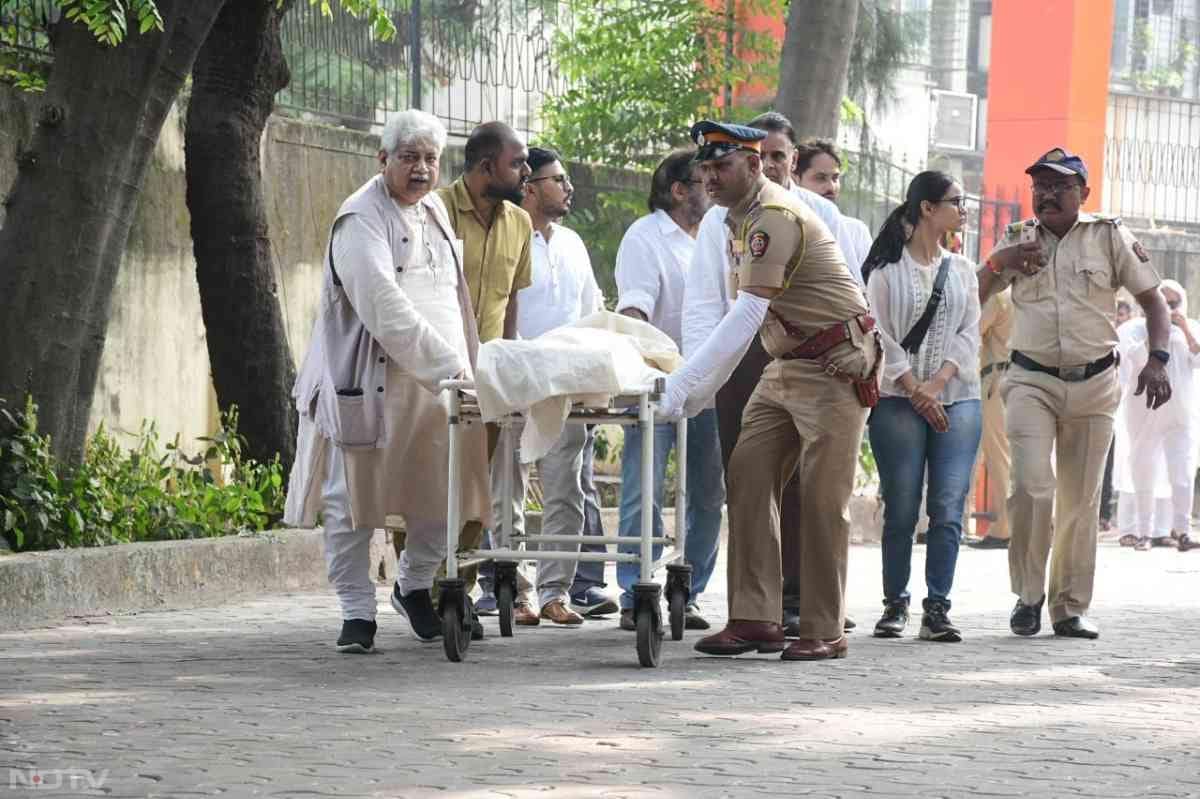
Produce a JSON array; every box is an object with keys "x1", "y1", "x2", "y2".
[{"x1": 1020, "y1": 225, "x2": 1037, "y2": 244}]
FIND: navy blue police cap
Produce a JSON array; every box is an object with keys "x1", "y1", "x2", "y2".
[
  {"x1": 1025, "y1": 147, "x2": 1089, "y2": 185},
  {"x1": 690, "y1": 120, "x2": 768, "y2": 162}
]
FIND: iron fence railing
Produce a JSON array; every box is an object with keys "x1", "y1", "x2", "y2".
[
  {"x1": 0, "y1": 0, "x2": 589, "y2": 139},
  {"x1": 840, "y1": 148, "x2": 1021, "y2": 266},
  {"x1": 1104, "y1": 91, "x2": 1200, "y2": 226},
  {"x1": 277, "y1": 0, "x2": 586, "y2": 138},
  {"x1": 1110, "y1": 0, "x2": 1200, "y2": 100},
  {"x1": 0, "y1": 0, "x2": 57, "y2": 59}
]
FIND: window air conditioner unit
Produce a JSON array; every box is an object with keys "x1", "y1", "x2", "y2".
[{"x1": 931, "y1": 90, "x2": 979, "y2": 151}]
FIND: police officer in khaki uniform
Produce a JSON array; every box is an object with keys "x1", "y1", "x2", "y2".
[
  {"x1": 978, "y1": 148, "x2": 1172, "y2": 640},
  {"x1": 658, "y1": 121, "x2": 878, "y2": 661},
  {"x1": 969, "y1": 288, "x2": 1014, "y2": 549}
]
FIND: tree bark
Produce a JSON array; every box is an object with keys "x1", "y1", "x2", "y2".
[
  {"x1": 185, "y1": 0, "x2": 299, "y2": 475},
  {"x1": 775, "y1": 0, "x2": 860, "y2": 139},
  {"x1": 0, "y1": 1, "x2": 227, "y2": 462}
]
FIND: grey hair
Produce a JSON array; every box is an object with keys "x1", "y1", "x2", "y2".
[{"x1": 380, "y1": 109, "x2": 447, "y2": 156}]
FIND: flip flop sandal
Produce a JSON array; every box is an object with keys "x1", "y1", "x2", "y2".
[
  {"x1": 1178, "y1": 534, "x2": 1195, "y2": 552},
  {"x1": 1118, "y1": 534, "x2": 1138, "y2": 547}
]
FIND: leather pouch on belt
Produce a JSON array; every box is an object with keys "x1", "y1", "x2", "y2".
[{"x1": 845, "y1": 324, "x2": 882, "y2": 409}]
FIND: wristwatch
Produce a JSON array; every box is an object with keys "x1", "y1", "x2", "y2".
[{"x1": 1150, "y1": 349, "x2": 1171, "y2": 365}]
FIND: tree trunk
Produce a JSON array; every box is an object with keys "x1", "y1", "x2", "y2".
[
  {"x1": 775, "y1": 0, "x2": 860, "y2": 139},
  {"x1": 0, "y1": 1, "x2": 227, "y2": 462},
  {"x1": 185, "y1": 0, "x2": 299, "y2": 475}
]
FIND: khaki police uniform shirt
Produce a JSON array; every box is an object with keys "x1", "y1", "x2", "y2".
[
  {"x1": 980, "y1": 288, "x2": 1013, "y2": 370},
  {"x1": 437, "y1": 177, "x2": 533, "y2": 343},
  {"x1": 726, "y1": 178, "x2": 868, "y2": 359},
  {"x1": 988, "y1": 213, "x2": 1159, "y2": 367}
]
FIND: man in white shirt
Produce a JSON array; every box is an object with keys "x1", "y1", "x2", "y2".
[
  {"x1": 614, "y1": 149, "x2": 725, "y2": 631},
  {"x1": 483, "y1": 147, "x2": 605, "y2": 626},
  {"x1": 794, "y1": 137, "x2": 874, "y2": 278},
  {"x1": 682, "y1": 112, "x2": 862, "y2": 638}
]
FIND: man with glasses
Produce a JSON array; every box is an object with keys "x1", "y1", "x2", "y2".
[
  {"x1": 613, "y1": 148, "x2": 723, "y2": 632},
  {"x1": 978, "y1": 147, "x2": 1172, "y2": 640}
]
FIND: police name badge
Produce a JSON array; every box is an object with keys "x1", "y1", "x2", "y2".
[{"x1": 748, "y1": 231, "x2": 770, "y2": 258}]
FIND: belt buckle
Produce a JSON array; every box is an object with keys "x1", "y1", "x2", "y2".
[
  {"x1": 1059, "y1": 365, "x2": 1087, "y2": 382},
  {"x1": 823, "y1": 362, "x2": 840, "y2": 377}
]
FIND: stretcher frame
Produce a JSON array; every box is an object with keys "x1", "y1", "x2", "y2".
[{"x1": 436, "y1": 378, "x2": 689, "y2": 667}]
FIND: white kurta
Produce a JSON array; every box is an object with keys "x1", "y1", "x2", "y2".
[
  {"x1": 1114, "y1": 309, "x2": 1200, "y2": 529},
  {"x1": 285, "y1": 180, "x2": 489, "y2": 531}
]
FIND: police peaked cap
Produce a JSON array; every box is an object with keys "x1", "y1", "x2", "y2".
[
  {"x1": 690, "y1": 120, "x2": 768, "y2": 162},
  {"x1": 1025, "y1": 147, "x2": 1089, "y2": 185}
]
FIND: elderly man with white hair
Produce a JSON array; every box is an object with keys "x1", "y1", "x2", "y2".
[{"x1": 285, "y1": 109, "x2": 491, "y2": 654}]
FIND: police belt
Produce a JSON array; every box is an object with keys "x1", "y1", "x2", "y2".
[
  {"x1": 1010, "y1": 350, "x2": 1115, "y2": 382},
  {"x1": 779, "y1": 314, "x2": 876, "y2": 361},
  {"x1": 980, "y1": 361, "x2": 1009, "y2": 380}
]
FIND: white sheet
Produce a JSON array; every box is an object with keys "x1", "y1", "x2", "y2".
[{"x1": 475, "y1": 311, "x2": 681, "y2": 462}]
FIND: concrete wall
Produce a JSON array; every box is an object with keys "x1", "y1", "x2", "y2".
[{"x1": 0, "y1": 86, "x2": 643, "y2": 452}]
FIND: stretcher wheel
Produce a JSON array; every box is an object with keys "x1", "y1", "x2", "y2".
[
  {"x1": 497, "y1": 581, "x2": 515, "y2": 638},
  {"x1": 442, "y1": 603, "x2": 470, "y2": 662},
  {"x1": 668, "y1": 586, "x2": 686, "y2": 641},
  {"x1": 636, "y1": 606, "x2": 662, "y2": 668}
]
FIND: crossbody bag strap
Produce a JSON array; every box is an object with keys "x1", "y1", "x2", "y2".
[{"x1": 899, "y1": 255, "x2": 951, "y2": 354}]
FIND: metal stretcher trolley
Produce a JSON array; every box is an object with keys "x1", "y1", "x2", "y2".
[{"x1": 436, "y1": 378, "x2": 689, "y2": 667}]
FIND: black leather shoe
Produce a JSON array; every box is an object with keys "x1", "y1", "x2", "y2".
[
  {"x1": 873, "y1": 600, "x2": 909, "y2": 638},
  {"x1": 1052, "y1": 615, "x2": 1099, "y2": 639},
  {"x1": 1010, "y1": 596, "x2": 1044, "y2": 637}
]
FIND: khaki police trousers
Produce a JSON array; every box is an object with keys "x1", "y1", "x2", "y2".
[
  {"x1": 726, "y1": 358, "x2": 868, "y2": 639},
  {"x1": 979, "y1": 370, "x2": 1011, "y2": 540},
  {"x1": 1002, "y1": 364, "x2": 1120, "y2": 622}
]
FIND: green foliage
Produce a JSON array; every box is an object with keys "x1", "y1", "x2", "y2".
[
  {"x1": 1124, "y1": 18, "x2": 1197, "y2": 96},
  {"x1": 845, "y1": 0, "x2": 926, "y2": 116},
  {"x1": 561, "y1": 187, "x2": 643, "y2": 300},
  {"x1": 0, "y1": 0, "x2": 396, "y2": 93},
  {"x1": 542, "y1": 0, "x2": 782, "y2": 170},
  {"x1": 0, "y1": 398, "x2": 285, "y2": 552},
  {"x1": 856, "y1": 436, "x2": 877, "y2": 491}
]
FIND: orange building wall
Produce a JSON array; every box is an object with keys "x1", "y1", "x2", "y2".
[{"x1": 982, "y1": 0, "x2": 1114, "y2": 231}]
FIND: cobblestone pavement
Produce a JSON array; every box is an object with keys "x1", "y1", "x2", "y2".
[{"x1": 4, "y1": 542, "x2": 1200, "y2": 798}]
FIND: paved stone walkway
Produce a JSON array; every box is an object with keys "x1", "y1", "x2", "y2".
[{"x1": 4, "y1": 543, "x2": 1200, "y2": 798}]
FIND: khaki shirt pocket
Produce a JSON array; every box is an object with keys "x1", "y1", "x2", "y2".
[
  {"x1": 1012, "y1": 267, "x2": 1051, "y2": 303},
  {"x1": 1072, "y1": 256, "x2": 1114, "y2": 299}
]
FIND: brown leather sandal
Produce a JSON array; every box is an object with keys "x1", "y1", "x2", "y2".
[{"x1": 1118, "y1": 534, "x2": 1138, "y2": 547}]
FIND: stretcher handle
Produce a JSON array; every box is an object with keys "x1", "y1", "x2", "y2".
[{"x1": 438, "y1": 378, "x2": 475, "y2": 392}]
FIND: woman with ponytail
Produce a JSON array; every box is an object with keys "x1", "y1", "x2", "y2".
[{"x1": 864, "y1": 171, "x2": 983, "y2": 643}]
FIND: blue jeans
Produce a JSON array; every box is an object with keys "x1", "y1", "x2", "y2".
[
  {"x1": 569, "y1": 426, "x2": 608, "y2": 594},
  {"x1": 616, "y1": 408, "x2": 725, "y2": 609},
  {"x1": 868, "y1": 397, "x2": 982, "y2": 608}
]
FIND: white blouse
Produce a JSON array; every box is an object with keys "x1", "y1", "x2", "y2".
[{"x1": 866, "y1": 247, "x2": 982, "y2": 403}]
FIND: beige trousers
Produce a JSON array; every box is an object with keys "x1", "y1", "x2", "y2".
[
  {"x1": 979, "y1": 370, "x2": 1011, "y2": 540},
  {"x1": 726, "y1": 359, "x2": 868, "y2": 639},
  {"x1": 1002, "y1": 364, "x2": 1120, "y2": 622}
]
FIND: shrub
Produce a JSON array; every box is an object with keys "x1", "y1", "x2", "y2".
[{"x1": 0, "y1": 399, "x2": 285, "y2": 552}]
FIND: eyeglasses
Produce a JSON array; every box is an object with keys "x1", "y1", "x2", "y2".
[
  {"x1": 1031, "y1": 181, "x2": 1080, "y2": 196},
  {"x1": 528, "y1": 174, "x2": 572, "y2": 187},
  {"x1": 939, "y1": 196, "x2": 967, "y2": 210}
]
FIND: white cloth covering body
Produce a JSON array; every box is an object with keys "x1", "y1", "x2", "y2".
[
  {"x1": 865, "y1": 248, "x2": 982, "y2": 403},
  {"x1": 475, "y1": 311, "x2": 681, "y2": 463}
]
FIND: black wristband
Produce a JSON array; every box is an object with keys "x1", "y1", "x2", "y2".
[{"x1": 1150, "y1": 349, "x2": 1170, "y2": 365}]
